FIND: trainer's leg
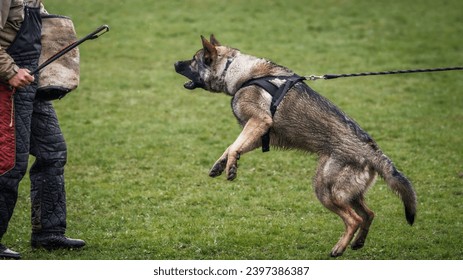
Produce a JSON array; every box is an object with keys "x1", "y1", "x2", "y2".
[
  {"x1": 0, "y1": 87, "x2": 35, "y2": 240},
  {"x1": 29, "y1": 99, "x2": 67, "y2": 234}
]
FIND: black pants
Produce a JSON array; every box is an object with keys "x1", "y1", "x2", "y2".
[{"x1": 0, "y1": 84, "x2": 67, "y2": 240}]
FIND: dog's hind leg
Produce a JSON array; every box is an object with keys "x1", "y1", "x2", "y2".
[
  {"x1": 315, "y1": 191, "x2": 363, "y2": 257},
  {"x1": 328, "y1": 204, "x2": 363, "y2": 257},
  {"x1": 314, "y1": 156, "x2": 365, "y2": 257},
  {"x1": 350, "y1": 197, "x2": 375, "y2": 250},
  {"x1": 350, "y1": 166, "x2": 376, "y2": 250}
]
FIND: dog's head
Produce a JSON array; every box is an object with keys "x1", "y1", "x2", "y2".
[{"x1": 174, "y1": 35, "x2": 237, "y2": 93}]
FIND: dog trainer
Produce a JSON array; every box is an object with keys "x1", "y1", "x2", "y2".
[{"x1": 0, "y1": 0, "x2": 85, "y2": 259}]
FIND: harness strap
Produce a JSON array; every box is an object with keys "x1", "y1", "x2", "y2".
[{"x1": 240, "y1": 74, "x2": 306, "y2": 152}]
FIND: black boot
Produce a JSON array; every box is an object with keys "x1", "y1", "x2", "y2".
[
  {"x1": 31, "y1": 233, "x2": 86, "y2": 250},
  {"x1": 0, "y1": 243, "x2": 21, "y2": 259}
]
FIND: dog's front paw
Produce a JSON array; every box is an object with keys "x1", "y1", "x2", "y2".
[
  {"x1": 209, "y1": 160, "x2": 226, "y2": 177},
  {"x1": 227, "y1": 164, "x2": 238, "y2": 181}
]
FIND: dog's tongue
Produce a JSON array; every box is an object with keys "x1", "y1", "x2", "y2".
[{"x1": 184, "y1": 81, "x2": 198, "y2": 90}]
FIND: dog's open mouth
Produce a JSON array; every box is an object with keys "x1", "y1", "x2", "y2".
[{"x1": 174, "y1": 61, "x2": 205, "y2": 90}]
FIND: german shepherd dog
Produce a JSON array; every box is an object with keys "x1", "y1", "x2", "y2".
[{"x1": 174, "y1": 35, "x2": 417, "y2": 257}]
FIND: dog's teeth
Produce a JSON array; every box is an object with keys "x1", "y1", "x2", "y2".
[{"x1": 184, "y1": 81, "x2": 196, "y2": 90}]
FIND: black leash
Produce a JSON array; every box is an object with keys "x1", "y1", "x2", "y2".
[
  {"x1": 306, "y1": 66, "x2": 463, "y2": 81},
  {"x1": 240, "y1": 66, "x2": 461, "y2": 152}
]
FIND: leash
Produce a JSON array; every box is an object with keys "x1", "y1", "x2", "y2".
[
  {"x1": 241, "y1": 66, "x2": 461, "y2": 152},
  {"x1": 306, "y1": 66, "x2": 463, "y2": 81}
]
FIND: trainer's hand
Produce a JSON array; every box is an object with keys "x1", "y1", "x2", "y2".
[{"x1": 8, "y1": 68, "x2": 34, "y2": 88}]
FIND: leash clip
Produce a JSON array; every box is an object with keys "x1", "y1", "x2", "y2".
[{"x1": 306, "y1": 75, "x2": 325, "y2": 81}]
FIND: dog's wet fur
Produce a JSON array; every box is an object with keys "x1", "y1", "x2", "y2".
[{"x1": 175, "y1": 35, "x2": 417, "y2": 257}]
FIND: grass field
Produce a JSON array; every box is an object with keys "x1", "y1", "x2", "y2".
[{"x1": 2, "y1": 0, "x2": 462, "y2": 260}]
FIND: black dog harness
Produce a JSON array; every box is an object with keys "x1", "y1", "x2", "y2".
[{"x1": 240, "y1": 74, "x2": 306, "y2": 152}]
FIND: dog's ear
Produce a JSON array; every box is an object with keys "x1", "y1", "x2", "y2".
[
  {"x1": 210, "y1": 34, "x2": 221, "y2": 46},
  {"x1": 201, "y1": 35, "x2": 217, "y2": 65}
]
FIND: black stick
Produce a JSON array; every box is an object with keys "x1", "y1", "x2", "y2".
[{"x1": 30, "y1": 24, "x2": 110, "y2": 75}]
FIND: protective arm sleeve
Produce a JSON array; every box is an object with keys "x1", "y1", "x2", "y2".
[{"x1": 0, "y1": 0, "x2": 18, "y2": 82}]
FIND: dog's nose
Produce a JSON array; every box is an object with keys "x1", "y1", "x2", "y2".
[
  {"x1": 174, "y1": 61, "x2": 187, "y2": 73},
  {"x1": 174, "y1": 61, "x2": 181, "y2": 71}
]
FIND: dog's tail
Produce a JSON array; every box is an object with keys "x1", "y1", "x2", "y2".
[{"x1": 370, "y1": 150, "x2": 417, "y2": 225}]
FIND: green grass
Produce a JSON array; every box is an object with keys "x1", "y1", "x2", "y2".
[{"x1": 2, "y1": 0, "x2": 462, "y2": 260}]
